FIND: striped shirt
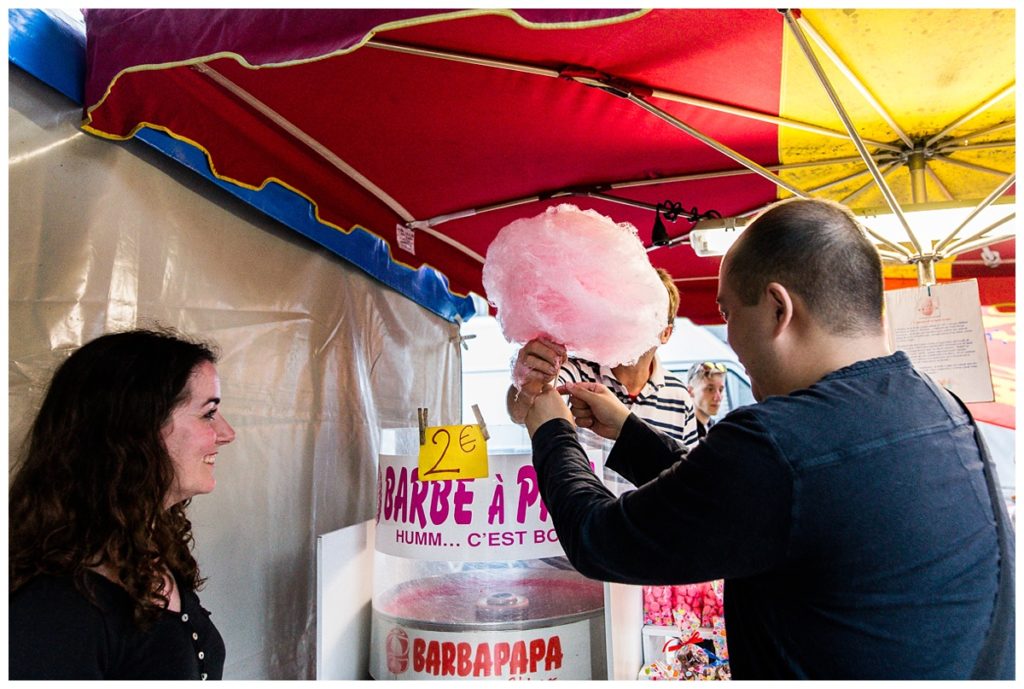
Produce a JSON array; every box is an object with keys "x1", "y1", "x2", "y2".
[{"x1": 557, "y1": 357, "x2": 699, "y2": 449}]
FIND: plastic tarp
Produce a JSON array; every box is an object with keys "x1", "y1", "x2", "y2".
[{"x1": 8, "y1": 64, "x2": 460, "y2": 679}]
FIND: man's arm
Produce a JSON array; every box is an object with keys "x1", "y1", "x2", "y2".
[
  {"x1": 605, "y1": 413, "x2": 687, "y2": 486},
  {"x1": 531, "y1": 408, "x2": 793, "y2": 585}
]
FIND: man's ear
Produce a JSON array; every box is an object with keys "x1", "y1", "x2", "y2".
[{"x1": 765, "y1": 282, "x2": 793, "y2": 336}]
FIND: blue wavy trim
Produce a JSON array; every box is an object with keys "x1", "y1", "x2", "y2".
[{"x1": 8, "y1": 9, "x2": 86, "y2": 103}]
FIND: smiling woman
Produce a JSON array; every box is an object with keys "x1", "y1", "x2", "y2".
[{"x1": 8, "y1": 328, "x2": 234, "y2": 680}]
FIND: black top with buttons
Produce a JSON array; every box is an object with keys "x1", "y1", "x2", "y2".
[{"x1": 9, "y1": 570, "x2": 225, "y2": 680}]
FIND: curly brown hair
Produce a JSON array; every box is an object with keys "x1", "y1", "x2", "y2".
[{"x1": 9, "y1": 328, "x2": 219, "y2": 627}]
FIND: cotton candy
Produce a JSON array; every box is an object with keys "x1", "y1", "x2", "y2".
[{"x1": 481, "y1": 204, "x2": 669, "y2": 367}]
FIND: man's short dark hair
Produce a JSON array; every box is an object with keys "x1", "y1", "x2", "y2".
[{"x1": 724, "y1": 198, "x2": 884, "y2": 336}]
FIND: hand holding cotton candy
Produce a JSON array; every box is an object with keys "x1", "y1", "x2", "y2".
[{"x1": 482, "y1": 204, "x2": 670, "y2": 367}]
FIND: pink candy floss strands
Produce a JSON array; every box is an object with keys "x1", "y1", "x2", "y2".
[{"x1": 482, "y1": 204, "x2": 669, "y2": 367}]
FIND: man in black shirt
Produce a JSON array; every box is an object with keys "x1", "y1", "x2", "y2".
[{"x1": 524, "y1": 198, "x2": 1014, "y2": 679}]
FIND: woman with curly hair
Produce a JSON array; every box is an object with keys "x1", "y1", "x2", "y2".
[{"x1": 9, "y1": 328, "x2": 236, "y2": 680}]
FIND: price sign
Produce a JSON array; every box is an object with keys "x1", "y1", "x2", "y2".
[{"x1": 417, "y1": 424, "x2": 489, "y2": 481}]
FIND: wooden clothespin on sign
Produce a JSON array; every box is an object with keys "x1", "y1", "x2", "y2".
[
  {"x1": 471, "y1": 404, "x2": 490, "y2": 440},
  {"x1": 417, "y1": 407, "x2": 428, "y2": 446}
]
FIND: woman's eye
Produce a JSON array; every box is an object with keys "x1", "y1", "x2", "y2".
[{"x1": 203, "y1": 409, "x2": 217, "y2": 420}]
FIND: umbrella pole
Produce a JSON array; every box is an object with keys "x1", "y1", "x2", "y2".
[
  {"x1": 909, "y1": 152, "x2": 927, "y2": 205},
  {"x1": 915, "y1": 257, "x2": 937, "y2": 287}
]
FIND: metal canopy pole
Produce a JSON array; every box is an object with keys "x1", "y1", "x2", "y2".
[
  {"x1": 193, "y1": 63, "x2": 487, "y2": 264},
  {"x1": 418, "y1": 155, "x2": 881, "y2": 230},
  {"x1": 935, "y1": 155, "x2": 1014, "y2": 178},
  {"x1": 908, "y1": 151, "x2": 928, "y2": 204},
  {"x1": 933, "y1": 173, "x2": 1016, "y2": 253},
  {"x1": 838, "y1": 161, "x2": 900, "y2": 206},
  {"x1": 941, "y1": 226, "x2": 1016, "y2": 258},
  {"x1": 934, "y1": 120, "x2": 1016, "y2": 148},
  {"x1": 796, "y1": 14, "x2": 914, "y2": 149},
  {"x1": 924, "y1": 83, "x2": 1016, "y2": 148},
  {"x1": 624, "y1": 94, "x2": 810, "y2": 198},
  {"x1": 936, "y1": 139, "x2": 1017, "y2": 154},
  {"x1": 365, "y1": 38, "x2": 900, "y2": 151},
  {"x1": 924, "y1": 167, "x2": 954, "y2": 201},
  {"x1": 782, "y1": 9, "x2": 925, "y2": 257}
]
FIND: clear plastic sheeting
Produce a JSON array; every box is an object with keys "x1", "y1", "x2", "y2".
[{"x1": 8, "y1": 66, "x2": 460, "y2": 679}]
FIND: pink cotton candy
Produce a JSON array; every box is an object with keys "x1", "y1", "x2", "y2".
[{"x1": 481, "y1": 204, "x2": 669, "y2": 367}]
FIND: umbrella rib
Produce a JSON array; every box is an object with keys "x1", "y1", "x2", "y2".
[
  {"x1": 420, "y1": 153, "x2": 884, "y2": 231},
  {"x1": 805, "y1": 164, "x2": 872, "y2": 194},
  {"x1": 935, "y1": 139, "x2": 1017, "y2": 155},
  {"x1": 367, "y1": 37, "x2": 901, "y2": 152},
  {"x1": 193, "y1": 64, "x2": 416, "y2": 223},
  {"x1": 646, "y1": 87, "x2": 900, "y2": 151},
  {"x1": 795, "y1": 14, "x2": 914, "y2": 149},
  {"x1": 878, "y1": 249, "x2": 911, "y2": 264},
  {"x1": 932, "y1": 121, "x2": 1016, "y2": 150},
  {"x1": 933, "y1": 155, "x2": 1014, "y2": 178},
  {"x1": 783, "y1": 11, "x2": 923, "y2": 255},
  {"x1": 193, "y1": 64, "x2": 485, "y2": 264},
  {"x1": 609, "y1": 154, "x2": 878, "y2": 189},
  {"x1": 934, "y1": 173, "x2": 1016, "y2": 253},
  {"x1": 924, "y1": 165, "x2": 955, "y2": 202},
  {"x1": 625, "y1": 94, "x2": 810, "y2": 198},
  {"x1": 941, "y1": 226, "x2": 1016, "y2": 258},
  {"x1": 925, "y1": 83, "x2": 1016, "y2": 148},
  {"x1": 838, "y1": 161, "x2": 900, "y2": 207}
]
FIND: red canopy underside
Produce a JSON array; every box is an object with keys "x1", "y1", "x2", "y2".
[
  {"x1": 84, "y1": 9, "x2": 786, "y2": 323},
  {"x1": 82, "y1": 9, "x2": 1013, "y2": 326}
]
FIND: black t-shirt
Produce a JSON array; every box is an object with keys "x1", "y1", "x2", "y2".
[
  {"x1": 9, "y1": 570, "x2": 225, "y2": 680},
  {"x1": 531, "y1": 353, "x2": 1007, "y2": 679}
]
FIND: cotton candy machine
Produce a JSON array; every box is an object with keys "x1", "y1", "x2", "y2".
[{"x1": 370, "y1": 425, "x2": 607, "y2": 680}]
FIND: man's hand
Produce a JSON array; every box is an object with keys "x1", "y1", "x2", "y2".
[
  {"x1": 525, "y1": 385, "x2": 574, "y2": 437},
  {"x1": 508, "y1": 338, "x2": 567, "y2": 423},
  {"x1": 560, "y1": 382, "x2": 630, "y2": 440}
]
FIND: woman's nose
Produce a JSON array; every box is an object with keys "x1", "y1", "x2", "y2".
[{"x1": 216, "y1": 416, "x2": 237, "y2": 444}]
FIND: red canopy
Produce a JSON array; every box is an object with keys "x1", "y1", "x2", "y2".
[{"x1": 82, "y1": 8, "x2": 1015, "y2": 324}]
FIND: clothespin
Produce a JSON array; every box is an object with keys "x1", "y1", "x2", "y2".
[
  {"x1": 418, "y1": 407, "x2": 428, "y2": 446},
  {"x1": 471, "y1": 404, "x2": 490, "y2": 440}
]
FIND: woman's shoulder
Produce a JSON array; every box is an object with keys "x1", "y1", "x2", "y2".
[{"x1": 9, "y1": 572, "x2": 131, "y2": 679}]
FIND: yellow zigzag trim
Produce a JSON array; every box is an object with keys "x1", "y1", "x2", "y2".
[
  {"x1": 83, "y1": 9, "x2": 650, "y2": 120},
  {"x1": 79, "y1": 119, "x2": 481, "y2": 300}
]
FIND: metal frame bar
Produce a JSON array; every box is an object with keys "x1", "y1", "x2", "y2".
[
  {"x1": 941, "y1": 229, "x2": 1016, "y2": 258},
  {"x1": 941, "y1": 211, "x2": 1016, "y2": 256},
  {"x1": 195, "y1": 63, "x2": 415, "y2": 222},
  {"x1": 933, "y1": 173, "x2": 1016, "y2": 253},
  {"x1": 625, "y1": 93, "x2": 810, "y2": 198},
  {"x1": 925, "y1": 83, "x2": 1015, "y2": 147},
  {"x1": 796, "y1": 14, "x2": 913, "y2": 148},
  {"x1": 839, "y1": 160, "x2": 902, "y2": 207},
  {"x1": 924, "y1": 166, "x2": 954, "y2": 201},
  {"x1": 807, "y1": 164, "x2": 871, "y2": 194},
  {"x1": 608, "y1": 154, "x2": 876, "y2": 190},
  {"x1": 194, "y1": 64, "x2": 486, "y2": 264},
  {"x1": 933, "y1": 120, "x2": 1015, "y2": 148},
  {"x1": 878, "y1": 249, "x2": 911, "y2": 264},
  {"x1": 934, "y1": 154, "x2": 1015, "y2": 178},
  {"x1": 782, "y1": 10, "x2": 924, "y2": 255},
  {"x1": 365, "y1": 38, "x2": 901, "y2": 151},
  {"x1": 935, "y1": 139, "x2": 1017, "y2": 154}
]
